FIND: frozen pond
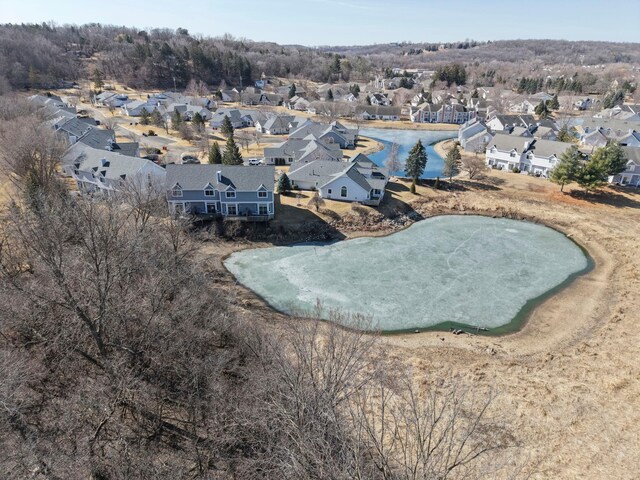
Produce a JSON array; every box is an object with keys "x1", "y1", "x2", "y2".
[
  {"x1": 225, "y1": 216, "x2": 591, "y2": 333},
  {"x1": 360, "y1": 128, "x2": 457, "y2": 179}
]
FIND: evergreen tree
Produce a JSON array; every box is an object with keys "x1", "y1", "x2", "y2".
[
  {"x1": 150, "y1": 109, "x2": 164, "y2": 127},
  {"x1": 171, "y1": 110, "x2": 182, "y2": 128},
  {"x1": 549, "y1": 94, "x2": 560, "y2": 110},
  {"x1": 140, "y1": 108, "x2": 151, "y2": 126},
  {"x1": 576, "y1": 158, "x2": 607, "y2": 192},
  {"x1": 276, "y1": 173, "x2": 291, "y2": 194},
  {"x1": 327, "y1": 89, "x2": 334, "y2": 101},
  {"x1": 208, "y1": 142, "x2": 222, "y2": 164},
  {"x1": 192, "y1": 112, "x2": 204, "y2": 128},
  {"x1": 591, "y1": 142, "x2": 627, "y2": 176},
  {"x1": 288, "y1": 83, "x2": 297, "y2": 99},
  {"x1": 349, "y1": 84, "x2": 360, "y2": 97},
  {"x1": 405, "y1": 140, "x2": 428, "y2": 183},
  {"x1": 534, "y1": 100, "x2": 550, "y2": 119},
  {"x1": 365, "y1": 95, "x2": 371, "y2": 105},
  {"x1": 220, "y1": 115, "x2": 234, "y2": 137},
  {"x1": 222, "y1": 137, "x2": 243, "y2": 165},
  {"x1": 330, "y1": 55, "x2": 341, "y2": 75},
  {"x1": 92, "y1": 68, "x2": 104, "y2": 91},
  {"x1": 471, "y1": 88, "x2": 479, "y2": 99},
  {"x1": 550, "y1": 145, "x2": 582, "y2": 192},
  {"x1": 443, "y1": 144, "x2": 462, "y2": 181},
  {"x1": 556, "y1": 124, "x2": 577, "y2": 143}
]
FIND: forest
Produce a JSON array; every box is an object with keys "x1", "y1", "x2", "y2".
[{"x1": 1, "y1": 23, "x2": 639, "y2": 95}]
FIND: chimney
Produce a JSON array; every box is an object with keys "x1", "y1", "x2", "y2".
[{"x1": 216, "y1": 170, "x2": 222, "y2": 183}]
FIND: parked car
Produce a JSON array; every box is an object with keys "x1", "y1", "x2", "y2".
[{"x1": 248, "y1": 158, "x2": 263, "y2": 166}]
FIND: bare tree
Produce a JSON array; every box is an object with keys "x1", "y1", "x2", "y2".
[
  {"x1": 385, "y1": 141, "x2": 402, "y2": 173},
  {"x1": 462, "y1": 155, "x2": 489, "y2": 180},
  {"x1": 308, "y1": 192, "x2": 325, "y2": 212},
  {"x1": 235, "y1": 130, "x2": 252, "y2": 152},
  {"x1": 0, "y1": 115, "x2": 67, "y2": 193}
]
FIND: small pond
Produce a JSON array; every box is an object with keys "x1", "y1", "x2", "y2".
[
  {"x1": 224, "y1": 216, "x2": 591, "y2": 334},
  {"x1": 359, "y1": 128, "x2": 457, "y2": 179}
]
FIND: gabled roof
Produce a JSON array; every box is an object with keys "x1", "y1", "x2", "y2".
[
  {"x1": 63, "y1": 143, "x2": 164, "y2": 181},
  {"x1": 488, "y1": 133, "x2": 572, "y2": 158},
  {"x1": 165, "y1": 164, "x2": 275, "y2": 191}
]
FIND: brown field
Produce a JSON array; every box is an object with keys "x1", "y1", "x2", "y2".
[{"x1": 209, "y1": 168, "x2": 640, "y2": 480}]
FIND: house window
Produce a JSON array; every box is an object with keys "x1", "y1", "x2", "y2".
[
  {"x1": 174, "y1": 203, "x2": 185, "y2": 215},
  {"x1": 259, "y1": 204, "x2": 268, "y2": 215},
  {"x1": 226, "y1": 191, "x2": 236, "y2": 198},
  {"x1": 206, "y1": 203, "x2": 216, "y2": 214},
  {"x1": 205, "y1": 189, "x2": 215, "y2": 197},
  {"x1": 227, "y1": 205, "x2": 237, "y2": 215},
  {"x1": 258, "y1": 191, "x2": 267, "y2": 198},
  {"x1": 172, "y1": 188, "x2": 183, "y2": 197},
  {"x1": 510, "y1": 152, "x2": 516, "y2": 158},
  {"x1": 340, "y1": 186, "x2": 348, "y2": 198},
  {"x1": 328, "y1": 189, "x2": 332, "y2": 195}
]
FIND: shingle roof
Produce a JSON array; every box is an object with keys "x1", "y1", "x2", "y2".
[
  {"x1": 165, "y1": 164, "x2": 275, "y2": 191},
  {"x1": 63, "y1": 143, "x2": 163, "y2": 181}
]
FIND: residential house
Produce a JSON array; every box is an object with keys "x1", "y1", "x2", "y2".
[
  {"x1": 486, "y1": 114, "x2": 537, "y2": 132},
  {"x1": 62, "y1": 143, "x2": 166, "y2": 194},
  {"x1": 369, "y1": 93, "x2": 391, "y2": 106},
  {"x1": 165, "y1": 164, "x2": 275, "y2": 220},
  {"x1": 286, "y1": 95, "x2": 311, "y2": 111},
  {"x1": 509, "y1": 97, "x2": 538, "y2": 115},
  {"x1": 220, "y1": 89, "x2": 240, "y2": 103},
  {"x1": 355, "y1": 105, "x2": 401, "y2": 121},
  {"x1": 410, "y1": 103, "x2": 476, "y2": 124},
  {"x1": 458, "y1": 119, "x2": 493, "y2": 153},
  {"x1": 485, "y1": 134, "x2": 574, "y2": 177},
  {"x1": 209, "y1": 108, "x2": 265, "y2": 130},
  {"x1": 121, "y1": 100, "x2": 158, "y2": 117},
  {"x1": 255, "y1": 115, "x2": 294, "y2": 135},
  {"x1": 594, "y1": 104, "x2": 640, "y2": 122},
  {"x1": 94, "y1": 91, "x2": 129, "y2": 108},
  {"x1": 274, "y1": 135, "x2": 345, "y2": 164},
  {"x1": 288, "y1": 155, "x2": 388, "y2": 205},
  {"x1": 574, "y1": 97, "x2": 593, "y2": 111},
  {"x1": 263, "y1": 138, "x2": 343, "y2": 165},
  {"x1": 288, "y1": 120, "x2": 357, "y2": 149},
  {"x1": 608, "y1": 147, "x2": 640, "y2": 186},
  {"x1": 240, "y1": 92, "x2": 283, "y2": 106}
]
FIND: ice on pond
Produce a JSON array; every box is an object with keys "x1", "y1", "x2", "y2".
[{"x1": 224, "y1": 216, "x2": 590, "y2": 332}]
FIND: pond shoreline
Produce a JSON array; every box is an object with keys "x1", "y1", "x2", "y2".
[{"x1": 217, "y1": 208, "x2": 595, "y2": 338}]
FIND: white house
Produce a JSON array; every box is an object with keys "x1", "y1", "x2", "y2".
[
  {"x1": 485, "y1": 134, "x2": 574, "y2": 177},
  {"x1": 288, "y1": 154, "x2": 388, "y2": 205},
  {"x1": 608, "y1": 147, "x2": 640, "y2": 186}
]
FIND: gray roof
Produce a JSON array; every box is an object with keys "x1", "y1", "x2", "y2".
[
  {"x1": 622, "y1": 146, "x2": 640, "y2": 165},
  {"x1": 289, "y1": 159, "x2": 386, "y2": 192},
  {"x1": 581, "y1": 117, "x2": 640, "y2": 134},
  {"x1": 57, "y1": 117, "x2": 96, "y2": 138},
  {"x1": 64, "y1": 143, "x2": 163, "y2": 181},
  {"x1": 264, "y1": 138, "x2": 343, "y2": 162},
  {"x1": 166, "y1": 164, "x2": 275, "y2": 191},
  {"x1": 262, "y1": 115, "x2": 294, "y2": 130},
  {"x1": 355, "y1": 105, "x2": 402, "y2": 116},
  {"x1": 78, "y1": 128, "x2": 116, "y2": 150},
  {"x1": 348, "y1": 153, "x2": 376, "y2": 166},
  {"x1": 489, "y1": 133, "x2": 573, "y2": 158}
]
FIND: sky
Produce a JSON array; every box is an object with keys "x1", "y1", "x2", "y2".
[{"x1": 1, "y1": 0, "x2": 639, "y2": 45}]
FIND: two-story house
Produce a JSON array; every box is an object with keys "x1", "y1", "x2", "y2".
[
  {"x1": 485, "y1": 134, "x2": 574, "y2": 177},
  {"x1": 165, "y1": 164, "x2": 275, "y2": 220}
]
